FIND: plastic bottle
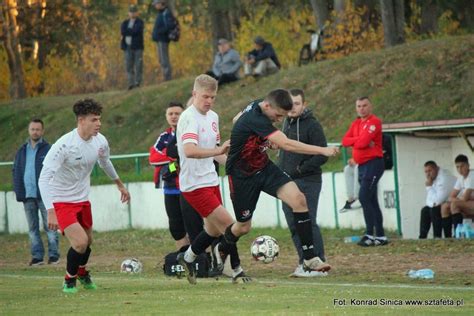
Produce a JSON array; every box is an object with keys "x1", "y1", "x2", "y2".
[
  {"x1": 344, "y1": 236, "x2": 361, "y2": 243},
  {"x1": 407, "y1": 269, "x2": 434, "y2": 279},
  {"x1": 463, "y1": 219, "x2": 473, "y2": 239},
  {"x1": 455, "y1": 223, "x2": 464, "y2": 239}
]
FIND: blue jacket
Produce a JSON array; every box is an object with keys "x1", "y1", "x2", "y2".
[
  {"x1": 152, "y1": 8, "x2": 174, "y2": 43},
  {"x1": 121, "y1": 18, "x2": 144, "y2": 50},
  {"x1": 247, "y1": 42, "x2": 281, "y2": 69},
  {"x1": 12, "y1": 139, "x2": 50, "y2": 202}
]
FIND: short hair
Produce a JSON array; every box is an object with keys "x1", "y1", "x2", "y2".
[
  {"x1": 455, "y1": 154, "x2": 469, "y2": 164},
  {"x1": 357, "y1": 96, "x2": 370, "y2": 102},
  {"x1": 29, "y1": 118, "x2": 44, "y2": 128},
  {"x1": 193, "y1": 74, "x2": 218, "y2": 92},
  {"x1": 424, "y1": 160, "x2": 437, "y2": 168},
  {"x1": 167, "y1": 101, "x2": 184, "y2": 109},
  {"x1": 265, "y1": 89, "x2": 293, "y2": 111},
  {"x1": 73, "y1": 98, "x2": 103, "y2": 117},
  {"x1": 289, "y1": 89, "x2": 305, "y2": 103}
]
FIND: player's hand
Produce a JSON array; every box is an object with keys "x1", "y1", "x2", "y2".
[
  {"x1": 119, "y1": 186, "x2": 131, "y2": 203},
  {"x1": 323, "y1": 146, "x2": 339, "y2": 157},
  {"x1": 268, "y1": 141, "x2": 279, "y2": 150},
  {"x1": 220, "y1": 140, "x2": 231, "y2": 155},
  {"x1": 47, "y1": 209, "x2": 59, "y2": 231}
]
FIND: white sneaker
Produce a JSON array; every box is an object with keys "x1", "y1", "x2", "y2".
[
  {"x1": 303, "y1": 257, "x2": 331, "y2": 272},
  {"x1": 290, "y1": 265, "x2": 328, "y2": 278}
]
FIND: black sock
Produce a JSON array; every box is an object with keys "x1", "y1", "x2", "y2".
[
  {"x1": 442, "y1": 216, "x2": 452, "y2": 238},
  {"x1": 66, "y1": 247, "x2": 83, "y2": 277},
  {"x1": 452, "y1": 213, "x2": 463, "y2": 228},
  {"x1": 178, "y1": 245, "x2": 190, "y2": 253},
  {"x1": 223, "y1": 224, "x2": 240, "y2": 244},
  {"x1": 191, "y1": 231, "x2": 216, "y2": 256},
  {"x1": 294, "y1": 212, "x2": 315, "y2": 260},
  {"x1": 79, "y1": 246, "x2": 91, "y2": 266}
]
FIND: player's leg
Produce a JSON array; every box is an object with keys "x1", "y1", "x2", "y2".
[
  {"x1": 73, "y1": 202, "x2": 96, "y2": 290},
  {"x1": 458, "y1": 200, "x2": 474, "y2": 217},
  {"x1": 164, "y1": 193, "x2": 189, "y2": 250},
  {"x1": 430, "y1": 206, "x2": 442, "y2": 238},
  {"x1": 179, "y1": 195, "x2": 204, "y2": 243},
  {"x1": 419, "y1": 206, "x2": 432, "y2": 239},
  {"x1": 441, "y1": 202, "x2": 452, "y2": 238},
  {"x1": 450, "y1": 200, "x2": 474, "y2": 226},
  {"x1": 63, "y1": 223, "x2": 89, "y2": 293}
]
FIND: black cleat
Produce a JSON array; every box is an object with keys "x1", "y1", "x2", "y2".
[
  {"x1": 232, "y1": 270, "x2": 252, "y2": 284},
  {"x1": 357, "y1": 235, "x2": 375, "y2": 247},
  {"x1": 176, "y1": 252, "x2": 196, "y2": 285}
]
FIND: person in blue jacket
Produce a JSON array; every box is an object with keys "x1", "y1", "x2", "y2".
[
  {"x1": 152, "y1": 0, "x2": 175, "y2": 81},
  {"x1": 121, "y1": 5, "x2": 144, "y2": 90},
  {"x1": 13, "y1": 118, "x2": 59, "y2": 266}
]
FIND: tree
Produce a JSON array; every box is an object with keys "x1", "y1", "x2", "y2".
[
  {"x1": 310, "y1": 0, "x2": 330, "y2": 30},
  {"x1": 379, "y1": 0, "x2": 405, "y2": 47},
  {"x1": 0, "y1": 0, "x2": 27, "y2": 99},
  {"x1": 419, "y1": 0, "x2": 439, "y2": 34},
  {"x1": 208, "y1": 0, "x2": 234, "y2": 49}
]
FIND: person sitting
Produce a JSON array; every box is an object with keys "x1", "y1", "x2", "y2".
[
  {"x1": 206, "y1": 38, "x2": 242, "y2": 85},
  {"x1": 441, "y1": 154, "x2": 474, "y2": 237},
  {"x1": 244, "y1": 36, "x2": 280, "y2": 77},
  {"x1": 419, "y1": 161, "x2": 455, "y2": 239}
]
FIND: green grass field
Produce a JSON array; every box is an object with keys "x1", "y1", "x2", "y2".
[{"x1": 1, "y1": 227, "x2": 472, "y2": 315}]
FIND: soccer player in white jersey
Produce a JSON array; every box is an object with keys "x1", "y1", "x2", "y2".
[
  {"x1": 38, "y1": 99, "x2": 130, "y2": 293},
  {"x1": 176, "y1": 74, "x2": 248, "y2": 284}
]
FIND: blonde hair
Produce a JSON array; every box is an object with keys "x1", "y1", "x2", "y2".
[{"x1": 193, "y1": 74, "x2": 218, "y2": 92}]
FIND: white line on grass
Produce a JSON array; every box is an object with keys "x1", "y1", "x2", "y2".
[{"x1": 1, "y1": 273, "x2": 472, "y2": 292}]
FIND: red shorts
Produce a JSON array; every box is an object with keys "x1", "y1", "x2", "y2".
[
  {"x1": 181, "y1": 186, "x2": 222, "y2": 218},
  {"x1": 53, "y1": 201, "x2": 93, "y2": 233}
]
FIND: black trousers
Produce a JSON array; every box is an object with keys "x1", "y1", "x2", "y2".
[
  {"x1": 206, "y1": 70, "x2": 239, "y2": 85},
  {"x1": 419, "y1": 205, "x2": 442, "y2": 239}
]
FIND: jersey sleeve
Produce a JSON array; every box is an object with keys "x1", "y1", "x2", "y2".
[
  {"x1": 180, "y1": 114, "x2": 199, "y2": 145},
  {"x1": 42, "y1": 139, "x2": 67, "y2": 172},
  {"x1": 97, "y1": 138, "x2": 119, "y2": 180}
]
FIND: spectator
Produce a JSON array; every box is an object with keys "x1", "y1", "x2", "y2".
[
  {"x1": 244, "y1": 36, "x2": 280, "y2": 77},
  {"x1": 342, "y1": 96, "x2": 388, "y2": 246},
  {"x1": 339, "y1": 157, "x2": 361, "y2": 213},
  {"x1": 152, "y1": 0, "x2": 174, "y2": 81},
  {"x1": 121, "y1": 5, "x2": 144, "y2": 90},
  {"x1": 278, "y1": 89, "x2": 328, "y2": 277},
  {"x1": 13, "y1": 118, "x2": 59, "y2": 266},
  {"x1": 419, "y1": 161, "x2": 455, "y2": 239},
  {"x1": 441, "y1": 154, "x2": 474, "y2": 237},
  {"x1": 206, "y1": 38, "x2": 242, "y2": 85}
]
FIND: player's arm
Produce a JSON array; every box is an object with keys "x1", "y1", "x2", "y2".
[
  {"x1": 448, "y1": 188, "x2": 460, "y2": 202},
  {"x1": 268, "y1": 130, "x2": 338, "y2": 157},
  {"x1": 38, "y1": 166, "x2": 60, "y2": 231},
  {"x1": 98, "y1": 141, "x2": 130, "y2": 203},
  {"x1": 184, "y1": 139, "x2": 230, "y2": 159},
  {"x1": 341, "y1": 122, "x2": 357, "y2": 147},
  {"x1": 214, "y1": 153, "x2": 227, "y2": 165},
  {"x1": 232, "y1": 111, "x2": 243, "y2": 124},
  {"x1": 460, "y1": 188, "x2": 473, "y2": 202},
  {"x1": 353, "y1": 120, "x2": 381, "y2": 149}
]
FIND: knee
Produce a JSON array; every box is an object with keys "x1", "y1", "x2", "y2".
[
  {"x1": 291, "y1": 192, "x2": 307, "y2": 210},
  {"x1": 441, "y1": 203, "x2": 450, "y2": 217},
  {"x1": 234, "y1": 221, "x2": 252, "y2": 235},
  {"x1": 73, "y1": 240, "x2": 89, "y2": 254}
]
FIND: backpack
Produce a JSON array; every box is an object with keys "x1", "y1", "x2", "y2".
[
  {"x1": 165, "y1": 11, "x2": 180, "y2": 42},
  {"x1": 163, "y1": 251, "x2": 210, "y2": 278}
]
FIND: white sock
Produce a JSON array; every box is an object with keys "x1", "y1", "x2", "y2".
[
  {"x1": 232, "y1": 266, "x2": 243, "y2": 277},
  {"x1": 365, "y1": 234, "x2": 374, "y2": 240},
  {"x1": 376, "y1": 236, "x2": 387, "y2": 240},
  {"x1": 184, "y1": 247, "x2": 197, "y2": 263}
]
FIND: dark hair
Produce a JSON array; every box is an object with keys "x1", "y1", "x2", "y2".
[
  {"x1": 73, "y1": 98, "x2": 103, "y2": 117},
  {"x1": 455, "y1": 154, "x2": 469, "y2": 164},
  {"x1": 167, "y1": 101, "x2": 184, "y2": 109},
  {"x1": 29, "y1": 118, "x2": 44, "y2": 128},
  {"x1": 265, "y1": 89, "x2": 293, "y2": 111},
  {"x1": 357, "y1": 96, "x2": 370, "y2": 101},
  {"x1": 424, "y1": 160, "x2": 437, "y2": 168},
  {"x1": 289, "y1": 89, "x2": 305, "y2": 103}
]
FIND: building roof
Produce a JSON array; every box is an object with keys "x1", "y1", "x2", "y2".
[{"x1": 383, "y1": 118, "x2": 474, "y2": 137}]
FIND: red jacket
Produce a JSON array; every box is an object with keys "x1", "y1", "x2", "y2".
[{"x1": 342, "y1": 114, "x2": 383, "y2": 165}]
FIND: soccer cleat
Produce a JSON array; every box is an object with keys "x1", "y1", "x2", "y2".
[
  {"x1": 303, "y1": 257, "x2": 331, "y2": 273},
  {"x1": 29, "y1": 258, "x2": 44, "y2": 266},
  {"x1": 232, "y1": 270, "x2": 252, "y2": 284},
  {"x1": 78, "y1": 271, "x2": 97, "y2": 290},
  {"x1": 374, "y1": 238, "x2": 389, "y2": 246},
  {"x1": 63, "y1": 278, "x2": 78, "y2": 294},
  {"x1": 290, "y1": 265, "x2": 328, "y2": 278},
  {"x1": 176, "y1": 252, "x2": 196, "y2": 285},
  {"x1": 357, "y1": 235, "x2": 375, "y2": 247},
  {"x1": 212, "y1": 242, "x2": 227, "y2": 273}
]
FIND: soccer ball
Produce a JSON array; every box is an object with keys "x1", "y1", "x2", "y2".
[
  {"x1": 120, "y1": 258, "x2": 143, "y2": 273},
  {"x1": 250, "y1": 235, "x2": 279, "y2": 263}
]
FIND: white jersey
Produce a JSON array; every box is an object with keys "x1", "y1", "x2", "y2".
[
  {"x1": 454, "y1": 170, "x2": 474, "y2": 200},
  {"x1": 425, "y1": 168, "x2": 456, "y2": 207},
  {"x1": 38, "y1": 129, "x2": 119, "y2": 209},
  {"x1": 176, "y1": 105, "x2": 220, "y2": 192}
]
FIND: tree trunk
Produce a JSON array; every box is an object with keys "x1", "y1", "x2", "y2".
[
  {"x1": 1, "y1": 0, "x2": 27, "y2": 99},
  {"x1": 208, "y1": 0, "x2": 233, "y2": 50},
  {"x1": 380, "y1": 0, "x2": 405, "y2": 47},
  {"x1": 334, "y1": 0, "x2": 345, "y2": 24},
  {"x1": 419, "y1": 0, "x2": 438, "y2": 34},
  {"x1": 309, "y1": 0, "x2": 329, "y2": 30},
  {"x1": 355, "y1": 0, "x2": 379, "y2": 28}
]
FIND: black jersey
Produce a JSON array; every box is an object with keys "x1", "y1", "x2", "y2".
[{"x1": 226, "y1": 100, "x2": 278, "y2": 176}]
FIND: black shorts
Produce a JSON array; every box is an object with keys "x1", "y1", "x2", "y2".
[{"x1": 228, "y1": 162, "x2": 291, "y2": 222}]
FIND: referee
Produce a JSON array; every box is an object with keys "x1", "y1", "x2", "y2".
[{"x1": 342, "y1": 96, "x2": 388, "y2": 246}]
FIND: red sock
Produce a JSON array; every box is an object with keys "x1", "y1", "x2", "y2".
[
  {"x1": 78, "y1": 266, "x2": 87, "y2": 276},
  {"x1": 65, "y1": 272, "x2": 77, "y2": 280}
]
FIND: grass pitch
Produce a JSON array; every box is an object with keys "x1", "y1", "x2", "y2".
[{"x1": 1, "y1": 228, "x2": 473, "y2": 315}]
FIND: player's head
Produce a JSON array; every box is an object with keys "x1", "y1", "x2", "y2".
[
  {"x1": 454, "y1": 154, "x2": 469, "y2": 177},
  {"x1": 424, "y1": 160, "x2": 439, "y2": 179},
  {"x1": 28, "y1": 118, "x2": 44, "y2": 142},
  {"x1": 261, "y1": 89, "x2": 293, "y2": 123},
  {"x1": 355, "y1": 96, "x2": 372, "y2": 119},
  {"x1": 166, "y1": 101, "x2": 184, "y2": 129},
  {"x1": 73, "y1": 98, "x2": 103, "y2": 138},
  {"x1": 288, "y1": 89, "x2": 307, "y2": 119},
  {"x1": 192, "y1": 74, "x2": 218, "y2": 114}
]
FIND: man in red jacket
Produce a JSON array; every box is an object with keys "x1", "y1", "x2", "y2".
[{"x1": 342, "y1": 97, "x2": 388, "y2": 246}]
